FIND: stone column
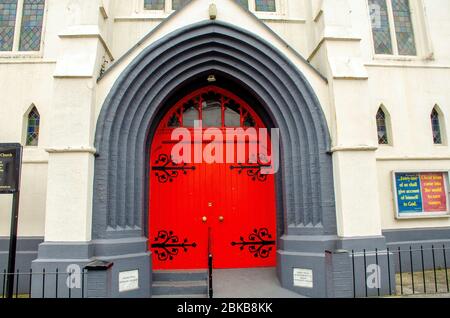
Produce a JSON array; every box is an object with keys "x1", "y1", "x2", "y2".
[
  {"x1": 313, "y1": 0, "x2": 385, "y2": 242},
  {"x1": 31, "y1": 0, "x2": 115, "y2": 298}
]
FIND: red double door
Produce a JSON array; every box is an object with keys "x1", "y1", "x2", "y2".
[{"x1": 149, "y1": 86, "x2": 277, "y2": 270}]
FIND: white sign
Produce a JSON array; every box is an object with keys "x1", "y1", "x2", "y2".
[
  {"x1": 293, "y1": 268, "x2": 313, "y2": 288},
  {"x1": 119, "y1": 270, "x2": 139, "y2": 292}
]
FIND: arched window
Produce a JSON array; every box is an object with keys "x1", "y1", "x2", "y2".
[
  {"x1": 431, "y1": 107, "x2": 444, "y2": 145},
  {"x1": 144, "y1": 0, "x2": 164, "y2": 10},
  {"x1": 368, "y1": 0, "x2": 417, "y2": 56},
  {"x1": 166, "y1": 86, "x2": 259, "y2": 129},
  {"x1": 376, "y1": 107, "x2": 390, "y2": 145},
  {"x1": 26, "y1": 106, "x2": 40, "y2": 146},
  {"x1": 172, "y1": 0, "x2": 188, "y2": 10},
  {"x1": 236, "y1": 0, "x2": 249, "y2": 9},
  {"x1": 0, "y1": 0, "x2": 45, "y2": 52},
  {"x1": 255, "y1": 0, "x2": 276, "y2": 12}
]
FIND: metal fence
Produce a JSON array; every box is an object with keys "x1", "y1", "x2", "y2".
[
  {"x1": 351, "y1": 245, "x2": 450, "y2": 298},
  {"x1": 2, "y1": 246, "x2": 450, "y2": 298},
  {"x1": 1, "y1": 268, "x2": 87, "y2": 298}
]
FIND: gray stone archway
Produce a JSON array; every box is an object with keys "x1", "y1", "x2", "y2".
[
  {"x1": 93, "y1": 20, "x2": 336, "y2": 238},
  {"x1": 91, "y1": 20, "x2": 338, "y2": 297}
]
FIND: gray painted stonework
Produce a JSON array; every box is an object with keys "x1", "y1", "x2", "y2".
[
  {"x1": 0, "y1": 237, "x2": 43, "y2": 294},
  {"x1": 90, "y1": 20, "x2": 338, "y2": 297},
  {"x1": 31, "y1": 238, "x2": 151, "y2": 298},
  {"x1": 92, "y1": 20, "x2": 337, "y2": 239}
]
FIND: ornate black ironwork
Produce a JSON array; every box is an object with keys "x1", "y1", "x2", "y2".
[
  {"x1": 151, "y1": 230, "x2": 197, "y2": 262},
  {"x1": 152, "y1": 153, "x2": 195, "y2": 183},
  {"x1": 230, "y1": 155, "x2": 271, "y2": 182},
  {"x1": 231, "y1": 228, "x2": 276, "y2": 258}
]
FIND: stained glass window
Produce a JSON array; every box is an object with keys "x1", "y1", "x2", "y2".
[
  {"x1": 431, "y1": 108, "x2": 442, "y2": 145},
  {"x1": 168, "y1": 113, "x2": 181, "y2": 128},
  {"x1": 19, "y1": 0, "x2": 45, "y2": 51},
  {"x1": 368, "y1": 0, "x2": 393, "y2": 55},
  {"x1": 235, "y1": 0, "x2": 248, "y2": 9},
  {"x1": 255, "y1": 0, "x2": 276, "y2": 12},
  {"x1": 182, "y1": 99, "x2": 199, "y2": 128},
  {"x1": 392, "y1": 0, "x2": 416, "y2": 56},
  {"x1": 172, "y1": 0, "x2": 188, "y2": 10},
  {"x1": 26, "y1": 106, "x2": 40, "y2": 146},
  {"x1": 376, "y1": 108, "x2": 389, "y2": 145},
  {"x1": 0, "y1": 0, "x2": 18, "y2": 51},
  {"x1": 144, "y1": 0, "x2": 164, "y2": 10}
]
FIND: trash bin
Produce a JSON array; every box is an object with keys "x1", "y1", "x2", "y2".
[{"x1": 84, "y1": 260, "x2": 114, "y2": 298}]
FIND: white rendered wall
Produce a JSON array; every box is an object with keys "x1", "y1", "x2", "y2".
[{"x1": 0, "y1": 0, "x2": 450, "y2": 241}]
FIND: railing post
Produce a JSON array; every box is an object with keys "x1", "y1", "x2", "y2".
[
  {"x1": 208, "y1": 253, "x2": 213, "y2": 299},
  {"x1": 42, "y1": 268, "x2": 45, "y2": 298},
  {"x1": 82, "y1": 269, "x2": 85, "y2": 299},
  {"x1": 432, "y1": 245, "x2": 438, "y2": 293},
  {"x1": 398, "y1": 247, "x2": 403, "y2": 295},
  {"x1": 409, "y1": 247, "x2": 415, "y2": 295},
  {"x1": 443, "y1": 245, "x2": 449, "y2": 293},
  {"x1": 375, "y1": 249, "x2": 380, "y2": 297},
  {"x1": 28, "y1": 269, "x2": 32, "y2": 298},
  {"x1": 2, "y1": 269, "x2": 5, "y2": 298},
  {"x1": 420, "y1": 246, "x2": 426, "y2": 294},
  {"x1": 55, "y1": 268, "x2": 59, "y2": 298},
  {"x1": 208, "y1": 226, "x2": 213, "y2": 299},
  {"x1": 363, "y1": 249, "x2": 367, "y2": 297},
  {"x1": 387, "y1": 247, "x2": 392, "y2": 295},
  {"x1": 15, "y1": 269, "x2": 19, "y2": 298}
]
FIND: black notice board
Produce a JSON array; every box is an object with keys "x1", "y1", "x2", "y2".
[{"x1": 0, "y1": 143, "x2": 22, "y2": 194}]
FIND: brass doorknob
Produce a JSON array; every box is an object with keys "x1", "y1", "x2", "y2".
[
  {"x1": 202, "y1": 216, "x2": 207, "y2": 223},
  {"x1": 219, "y1": 216, "x2": 224, "y2": 222}
]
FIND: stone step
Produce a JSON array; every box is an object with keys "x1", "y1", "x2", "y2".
[
  {"x1": 153, "y1": 270, "x2": 208, "y2": 282},
  {"x1": 152, "y1": 280, "x2": 208, "y2": 296}
]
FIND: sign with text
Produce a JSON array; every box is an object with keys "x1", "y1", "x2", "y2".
[
  {"x1": 119, "y1": 270, "x2": 139, "y2": 292},
  {"x1": 393, "y1": 171, "x2": 450, "y2": 218},
  {"x1": 0, "y1": 144, "x2": 22, "y2": 194},
  {"x1": 293, "y1": 268, "x2": 313, "y2": 288}
]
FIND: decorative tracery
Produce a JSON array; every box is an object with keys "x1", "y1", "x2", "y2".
[{"x1": 164, "y1": 86, "x2": 260, "y2": 129}]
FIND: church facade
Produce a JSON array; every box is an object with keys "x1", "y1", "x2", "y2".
[{"x1": 0, "y1": 0, "x2": 449, "y2": 298}]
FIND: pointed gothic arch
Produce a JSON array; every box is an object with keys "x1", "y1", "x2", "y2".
[
  {"x1": 93, "y1": 20, "x2": 336, "y2": 240},
  {"x1": 23, "y1": 104, "x2": 40, "y2": 146},
  {"x1": 376, "y1": 104, "x2": 393, "y2": 145},
  {"x1": 431, "y1": 104, "x2": 446, "y2": 145}
]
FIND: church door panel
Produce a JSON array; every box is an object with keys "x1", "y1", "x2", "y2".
[{"x1": 149, "y1": 86, "x2": 277, "y2": 270}]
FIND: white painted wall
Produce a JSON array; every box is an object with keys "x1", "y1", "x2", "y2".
[{"x1": 0, "y1": 0, "x2": 449, "y2": 240}]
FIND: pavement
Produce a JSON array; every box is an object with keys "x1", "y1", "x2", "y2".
[{"x1": 212, "y1": 267, "x2": 304, "y2": 298}]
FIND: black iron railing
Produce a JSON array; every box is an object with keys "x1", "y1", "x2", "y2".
[
  {"x1": 208, "y1": 226, "x2": 213, "y2": 299},
  {"x1": 351, "y1": 245, "x2": 450, "y2": 298},
  {"x1": 1, "y1": 268, "x2": 86, "y2": 299}
]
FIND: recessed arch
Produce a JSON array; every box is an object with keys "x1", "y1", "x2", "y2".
[
  {"x1": 376, "y1": 104, "x2": 393, "y2": 145},
  {"x1": 92, "y1": 20, "x2": 336, "y2": 240},
  {"x1": 23, "y1": 104, "x2": 40, "y2": 147},
  {"x1": 431, "y1": 104, "x2": 447, "y2": 145}
]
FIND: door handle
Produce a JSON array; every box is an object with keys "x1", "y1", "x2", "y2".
[
  {"x1": 202, "y1": 216, "x2": 208, "y2": 223},
  {"x1": 218, "y1": 216, "x2": 224, "y2": 222}
]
